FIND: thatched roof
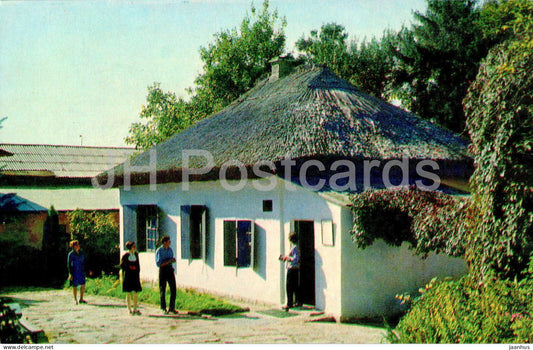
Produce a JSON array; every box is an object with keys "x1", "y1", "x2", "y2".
[{"x1": 100, "y1": 65, "x2": 471, "y2": 187}]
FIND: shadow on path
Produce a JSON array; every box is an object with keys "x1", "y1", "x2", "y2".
[
  {"x1": 1, "y1": 297, "x2": 47, "y2": 309},
  {"x1": 86, "y1": 302, "x2": 125, "y2": 308}
]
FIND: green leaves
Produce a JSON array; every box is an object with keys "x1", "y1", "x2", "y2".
[
  {"x1": 296, "y1": 23, "x2": 394, "y2": 98},
  {"x1": 388, "y1": 0, "x2": 487, "y2": 133},
  {"x1": 349, "y1": 187, "x2": 468, "y2": 258},
  {"x1": 463, "y1": 25, "x2": 533, "y2": 280},
  {"x1": 125, "y1": 1, "x2": 286, "y2": 150},
  {"x1": 392, "y1": 276, "x2": 533, "y2": 343},
  {"x1": 296, "y1": 23, "x2": 351, "y2": 78},
  {"x1": 67, "y1": 209, "x2": 120, "y2": 276},
  {"x1": 194, "y1": 0, "x2": 285, "y2": 112},
  {"x1": 125, "y1": 83, "x2": 195, "y2": 150}
]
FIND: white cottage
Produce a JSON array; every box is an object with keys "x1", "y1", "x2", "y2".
[{"x1": 100, "y1": 62, "x2": 470, "y2": 320}]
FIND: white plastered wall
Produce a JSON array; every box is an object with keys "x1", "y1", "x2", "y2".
[
  {"x1": 339, "y1": 205, "x2": 468, "y2": 319},
  {"x1": 119, "y1": 177, "x2": 346, "y2": 311},
  {"x1": 120, "y1": 178, "x2": 287, "y2": 305},
  {"x1": 278, "y1": 182, "x2": 343, "y2": 316},
  {"x1": 119, "y1": 177, "x2": 467, "y2": 319},
  {"x1": 1, "y1": 187, "x2": 121, "y2": 211}
]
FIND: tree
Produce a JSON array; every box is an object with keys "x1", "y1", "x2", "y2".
[
  {"x1": 463, "y1": 19, "x2": 533, "y2": 279},
  {"x1": 193, "y1": 0, "x2": 286, "y2": 114},
  {"x1": 296, "y1": 23, "x2": 395, "y2": 98},
  {"x1": 350, "y1": 31, "x2": 396, "y2": 98},
  {"x1": 68, "y1": 210, "x2": 120, "y2": 277},
  {"x1": 125, "y1": 0, "x2": 286, "y2": 150},
  {"x1": 478, "y1": 0, "x2": 533, "y2": 46},
  {"x1": 125, "y1": 83, "x2": 195, "y2": 150},
  {"x1": 42, "y1": 206, "x2": 69, "y2": 286},
  {"x1": 388, "y1": 0, "x2": 487, "y2": 133},
  {"x1": 296, "y1": 23, "x2": 352, "y2": 79}
]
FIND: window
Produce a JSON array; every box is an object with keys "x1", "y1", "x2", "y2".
[
  {"x1": 180, "y1": 205, "x2": 208, "y2": 260},
  {"x1": 224, "y1": 220, "x2": 256, "y2": 268},
  {"x1": 146, "y1": 213, "x2": 159, "y2": 251},
  {"x1": 262, "y1": 200, "x2": 273, "y2": 212},
  {"x1": 135, "y1": 205, "x2": 159, "y2": 252}
]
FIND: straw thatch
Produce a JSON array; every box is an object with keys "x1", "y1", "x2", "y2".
[{"x1": 100, "y1": 65, "x2": 471, "y2": 187}]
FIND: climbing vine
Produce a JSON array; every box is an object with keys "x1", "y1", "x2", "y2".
[
  {"x1": 463, "y1": 25, "x2": 533, "y2": 279},
  {"x1": 349, "y1": 187, "x2": 468, "y2": 258}
]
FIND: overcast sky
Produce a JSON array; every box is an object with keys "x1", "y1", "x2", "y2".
[{"x1": 0, "y1": 0, "x2": 426, "y2": 148}]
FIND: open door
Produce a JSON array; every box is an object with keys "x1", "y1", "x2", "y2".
[{"x1": 293, "y1": 220, "x2": 315, "y2": 306}]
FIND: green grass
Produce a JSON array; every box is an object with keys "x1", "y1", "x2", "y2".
[{"x1": 68, "y1": 275, "x2": 248, "y2": 316}]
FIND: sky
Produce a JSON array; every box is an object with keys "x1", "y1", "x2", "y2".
[{"x1": 0, "y1": 0, "x2": 426, "y2": 148}]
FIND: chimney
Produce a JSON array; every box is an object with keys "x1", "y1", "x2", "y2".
[{"x1": 269, "y1": 56, "x2": 295, "y2": 83}]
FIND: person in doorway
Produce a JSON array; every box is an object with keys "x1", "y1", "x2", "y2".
[
  {"x1": 67, "y1": 240, "x2": 86, "y2": 305},
  {"x1": 155, "y1": 235, "x2": 177, "y2": 314},
  {"x1": 121, "y1": 241, "x2": 142, "y2": 315},
  {"x1": 280, "y1": 232, "x2": 301, "y2": 310}
]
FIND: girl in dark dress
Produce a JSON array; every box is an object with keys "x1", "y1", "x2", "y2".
[{"x1": 121, "y1": 241, "x2": 142, "y2": 315}]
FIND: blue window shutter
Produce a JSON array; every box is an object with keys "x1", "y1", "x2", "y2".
[
  {"x1": 180, "y1": 205, "x2": 191, "y2": 259},
  {"x1": 251, "y1": 221, "x2": 257, "y2": 270},
  {"x1": 237, "y1": 220, "x2": 252, "y2": 268},
  {"x1": 201, "y1": 206, "x2": 209, "y2": 262},
  {"x1": 123, "y1": 205, "x2": 137, "y2": 247}
]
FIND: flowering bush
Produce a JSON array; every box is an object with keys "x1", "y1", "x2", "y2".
[
  {"x1": 350, "y1": 186, "x2": 468, "y2": 258},
  {"x1": 389, "y1": 269, "x2": 533, "y2": 343}
]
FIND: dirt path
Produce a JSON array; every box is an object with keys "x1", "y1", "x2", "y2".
[{"x1": 3, "y1": 290, "x2": 386, "y2": 344}]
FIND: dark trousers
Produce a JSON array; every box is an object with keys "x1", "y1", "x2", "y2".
[
  {"x1": 159, "y1": 266, "x2": 176, "y2": 311},
  {"x1": 286, "y1": 268, "x2": 300, "y2": 307}
]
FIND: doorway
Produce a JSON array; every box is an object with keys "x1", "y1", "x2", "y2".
[{"x1": 293, "y1": 220, "x2": 315, "y2": 306}]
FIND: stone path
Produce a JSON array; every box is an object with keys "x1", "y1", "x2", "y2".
[{"x1": 3, "y1": 290, "x2": 386, "y2": 344}]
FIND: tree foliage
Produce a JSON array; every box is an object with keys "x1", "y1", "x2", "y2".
[
  {"x1": 478, "y1": 0, "x2": 533, "y2": 45},
  {"x1": 350, "y1": 187, "x2": 468, "y2": 258},
  {"x1": 388, "y1": 0, "x2": 487, "y2": 133},
  {"x1": 125, "y1": 83, "x2": 195, "y2": 150},
  {"x1": 296, "y1": 23, "x2": 352, "y2": 79},
  {"x1": 125, "y1": 0, "x2": 286, "y2": 150},
  {"x1": 67, "y1": 210, "x2": 120, "y2": 277},
  {"x1": 296, "y1": 23, "x2": 394, "y2": 98},
  {"x1": 194, "y1": 0, "x2": 286, "y2": 113},
  {"x1": 463, "y1": 19, "x2": 533, "y2": 280},
  {"x1": 350, "y1": 32, "x2": 396, "y2": 98}
]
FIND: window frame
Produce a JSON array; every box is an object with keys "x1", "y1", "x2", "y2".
[
  {"x1": 223, "y1": 219, "x2": 256, "y2": 268},
  {"x1": 131, "y1": 205, "x2": 160, "y2": 253},
  {"x1": 180, "y1": 205, "x2": 209, "y2": 261}
]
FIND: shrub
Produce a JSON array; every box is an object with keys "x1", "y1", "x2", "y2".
[
  {"x1": 42, "y1": 206, "x2": 70, "y2": 286},
  {"x1": 67, "y1": 210, "x2": 120, "y2": 277},
  {"x1": 0, "y1": 216, "x2": 51, "y2": 287},
  {"x1": 350, "y1": 187, "x2": 468, "y2": 258},
  {"x1": 390, "y1": 273, "x2": 533, "y2": 343},
  {"x1": 463, "y1": 23, "x2": 533, "y2": 279},
  {"x1": 0, "y1": 298, "x2": 33, "y2": 344}
]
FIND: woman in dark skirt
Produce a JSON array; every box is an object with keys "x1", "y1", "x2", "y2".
[{"x1": 121, "y1": 241, "x2": 142, "y2": 315}]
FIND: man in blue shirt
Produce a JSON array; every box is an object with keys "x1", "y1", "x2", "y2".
[
  {"x1": 155, "y1": 235, "x2": 177, "y2": 314},
  {"x1": 280, "y1": 232, "x2": 301, "y2": 310}
]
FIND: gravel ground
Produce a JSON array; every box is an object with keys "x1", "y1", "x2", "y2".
[{"x1": 3, "y1": 290, "x2": 387, "y2": 344}]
